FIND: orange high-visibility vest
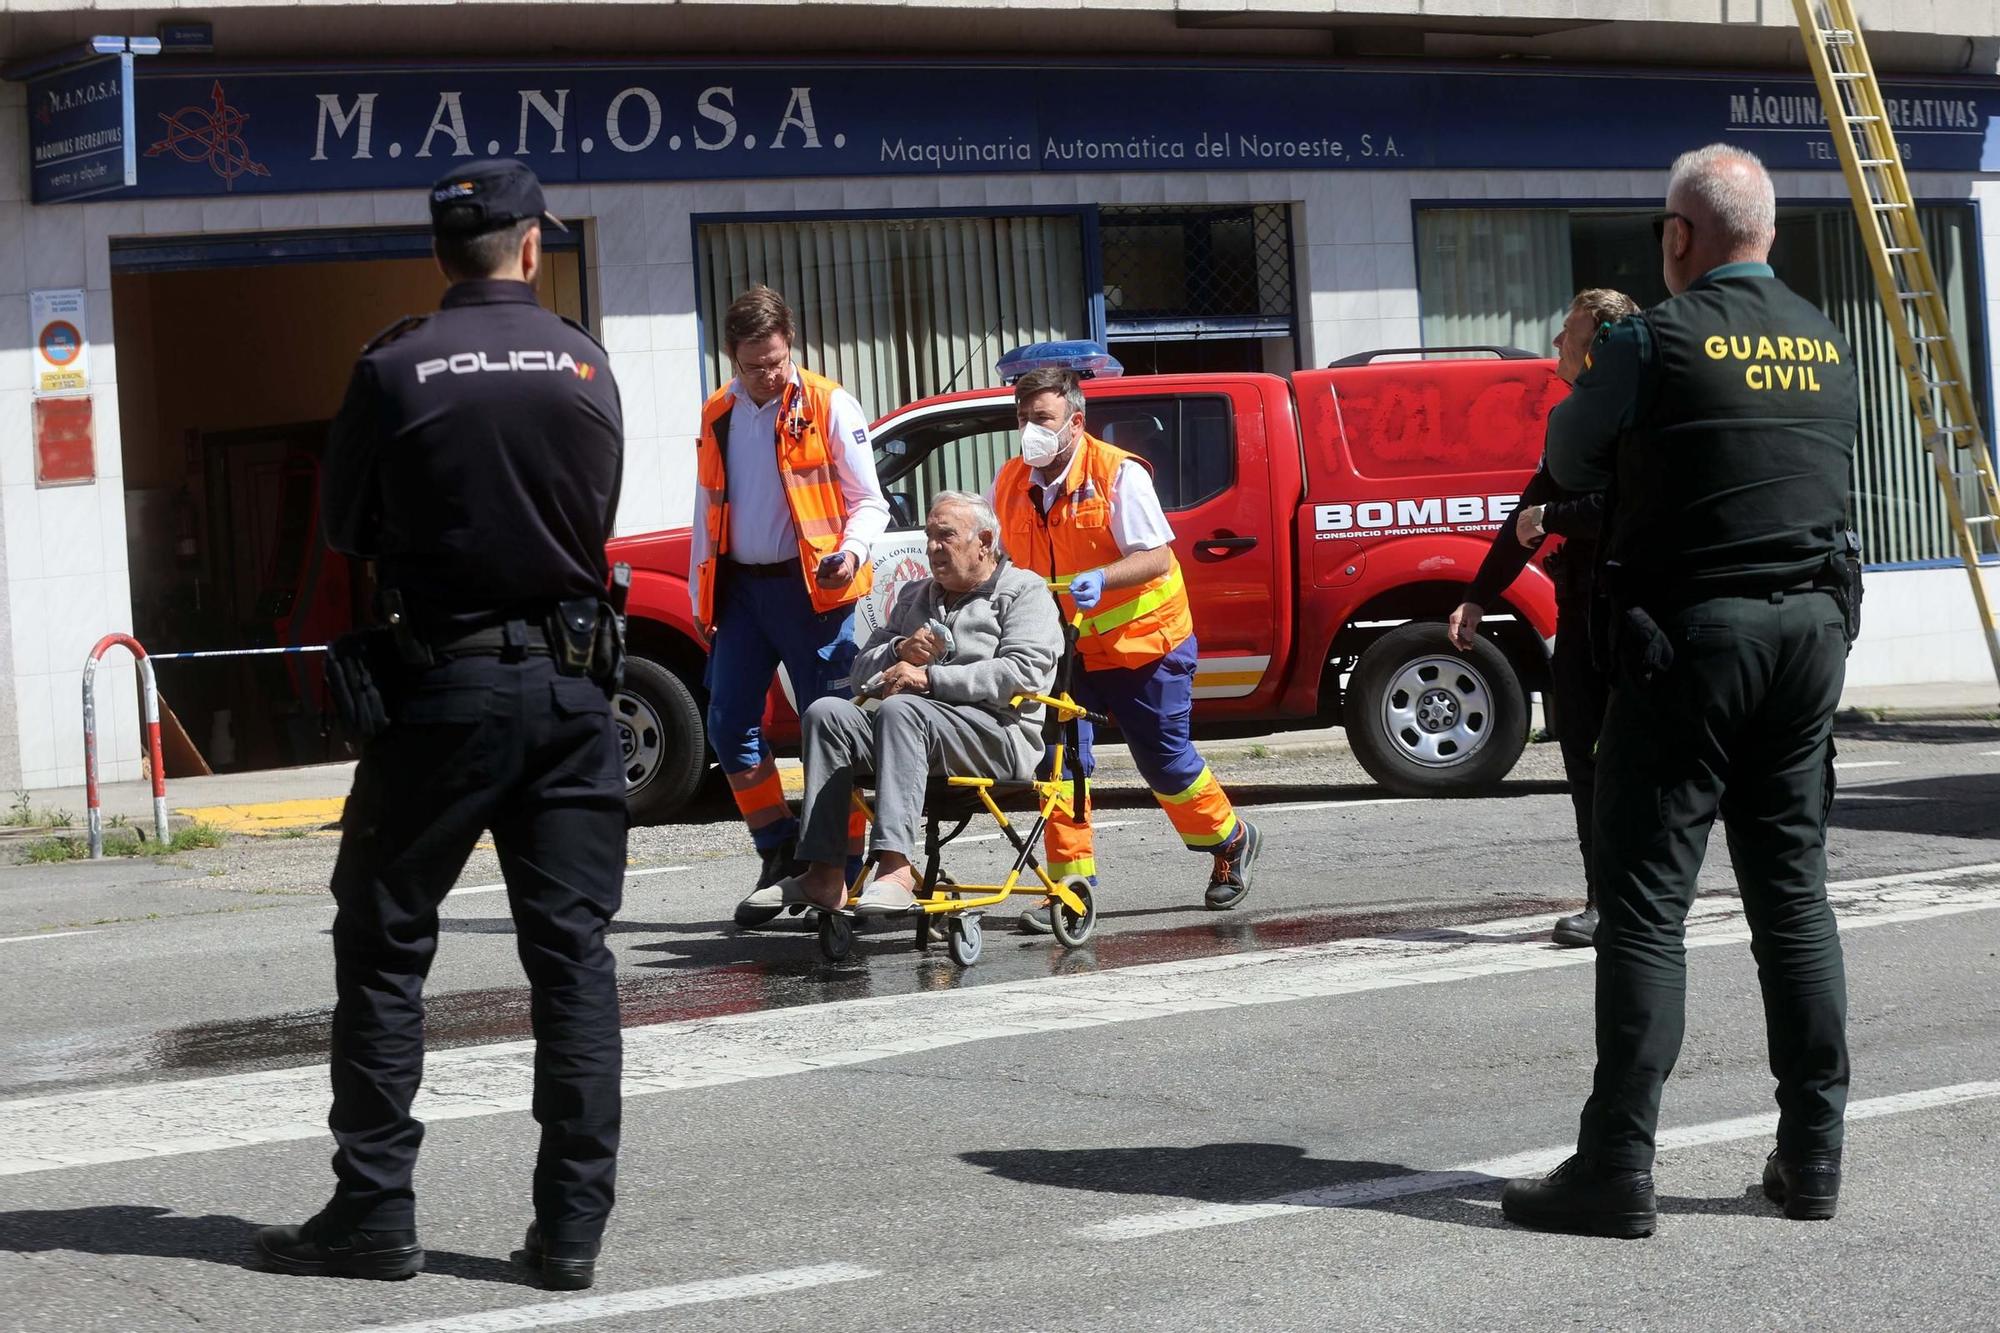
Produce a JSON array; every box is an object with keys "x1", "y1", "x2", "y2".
[
  {"x1": 993, "y1": 432, "x2": 1192, "y2": 670},
  {"x1": 694, "y1": 368, "x2": 873, "y2": 626}
]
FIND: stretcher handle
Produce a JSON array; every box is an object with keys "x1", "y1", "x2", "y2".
[{"x1": 1011, "y1": 691, "x2": 1106, "y2": 725}]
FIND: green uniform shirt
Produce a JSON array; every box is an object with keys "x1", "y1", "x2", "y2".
[{"x1": 1545, "y1": 261, "x2": 1773, "y2": 493}]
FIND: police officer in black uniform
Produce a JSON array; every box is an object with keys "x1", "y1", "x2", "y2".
[
  {"x1": 257, "y1": 160, "x2": 627, "y2": 1291},
  {"x1": 1449, "y1": 287, "x2": 1637, "y2": 949},
  {"x1": 1501, "y1": 145, "x2": 1860, "y2": 1237}
]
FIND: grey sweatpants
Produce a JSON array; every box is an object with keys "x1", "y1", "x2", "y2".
[{"x1": 798, "y1": 694, "x2": 1028, "y2": 866}]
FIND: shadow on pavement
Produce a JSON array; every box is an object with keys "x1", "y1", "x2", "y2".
[
  {"x1": 961, "y1": 1145, "x2": 1791, "y2": 1231},
  {"x1": 1831, "y1": 771, "x2": 2000, "y2": 840},
  {"x1": 0, "y1": 1205, "x2": 536, "y2": 1285},
  {"x1": 962, "y1": 1142, "x2": 1419, "y2": 1203}
]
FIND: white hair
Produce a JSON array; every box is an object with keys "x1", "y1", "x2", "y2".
[
  {"x1": 930, "y1": 490, "x2": 1003, "y2": 555},
  {"x1": 1667, "y1": 144, "x2": 1776, "y2": 249}
]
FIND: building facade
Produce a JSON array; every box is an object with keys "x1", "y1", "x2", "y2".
[{"x1": 2, "y1": 1, "x2": 1997, "y2": 787}]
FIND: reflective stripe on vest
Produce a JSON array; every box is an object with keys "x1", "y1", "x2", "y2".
[
  {"x1": 694, "y1": 367, "x2": 873, "y2": 625},
  {"x1": 993, "y1": 433, "x2": 1193, "y2": 670}
]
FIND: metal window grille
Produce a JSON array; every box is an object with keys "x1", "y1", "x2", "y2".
[{"x1": 1101, "y1": 204, "x2": 1295, "y2": 337}]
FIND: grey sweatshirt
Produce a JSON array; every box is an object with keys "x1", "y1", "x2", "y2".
[{"x1": 851, "y1": 560, "x2": 1062, "y2": 774}]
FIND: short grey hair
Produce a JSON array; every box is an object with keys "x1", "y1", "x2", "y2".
[
  {"x1": 1667, "y1": 143, "x2": 1776, "y2": 249},
  {"x1": 930, "y1": 490, "x2": 1002, "y2": 552}
]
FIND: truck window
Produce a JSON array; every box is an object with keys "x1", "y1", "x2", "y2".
[
  {"x1": 872, "y1": 392, "x2": 1237, "y2": 523},
  {"x1": 873, "y1": 405, "x2": 1018, "y2": 523},
  {"x1": 1089, "y1": 396, "x2": 1234, "y2": 511}
]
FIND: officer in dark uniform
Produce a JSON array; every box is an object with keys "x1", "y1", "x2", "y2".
[
  {"x1": 1450, "y1": 287, "x2": 1637, "y2": 949},
  {"x1": 1501, "y1": 145, "x2": 1860, "y2": 1237},
  {"x1": 257, "y1": 160, "x2": 627, "y2": 1291}
]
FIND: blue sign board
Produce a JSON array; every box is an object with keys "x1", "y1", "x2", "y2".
[
  {"x1": 27, "y1": 53, "x2": 137, "y2": 203},
  {"x1": 34, "y1": 58, "x2": 2000, "y2": 202}
]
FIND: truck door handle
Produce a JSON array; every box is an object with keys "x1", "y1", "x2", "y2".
[{"x1": 1196, "y1": 535, "x2": 1259, "y2": 556}]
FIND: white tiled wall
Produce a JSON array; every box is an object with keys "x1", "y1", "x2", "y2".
[{"x1": 1, "y1": 145, "x2": 1997, "y2": 788}]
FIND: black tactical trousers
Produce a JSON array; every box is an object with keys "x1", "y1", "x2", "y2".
[
  {"x1": 1580, "y1": 589, "x2": 1850, "y2": 1171},
  {"x1": 1550, "y1": 584, "x2": 1611, "y2": 907},
  {"x1": 326, "y1": 654, "x2": 626, "y2": 1241}
]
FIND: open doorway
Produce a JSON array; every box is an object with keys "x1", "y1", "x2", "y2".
[{"x1": 111, "y1": 229, "x2": 587, "y2": 774}]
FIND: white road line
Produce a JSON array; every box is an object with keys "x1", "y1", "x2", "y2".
[
  {"x1": 6, "y1": 861, "x2": 1999, "y2": 1178},
  {"x1": 1835, "y1": 760, "x2": 1902, "y2": 771},
  {"x1": 452, "y1": 867, "x2": 693, "y2": 897},
  {"x1": 1077, "y1": 1079, "x2": 2000, "y2": 1242},
  {"x1": 348, "y1": 1263, "x2": 881, "y2": 1333},
  {"x1": 0, "y1": 930, "x2": 94, "y2": 946}
]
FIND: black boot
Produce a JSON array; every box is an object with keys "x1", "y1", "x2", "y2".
[
  {"x1": 254, "y1": 1212, "x2": 424, "y2": 1280},
  {"x1": 1552, "y1": 907, "x2": 1598, "y2": 948},
  {"x1": 734, "y1": 839, "x2": 803, "y2": 929},
  {"x1": 1501, "y1": 1154, "x2": 1657, "y2": 1238},
  {"x1": 1762, "y1": 1149, "x2": 1841, "y2": 1220},
  {"x1": 513, "y1": 1221, "x2": 600, "y2": 1290}
]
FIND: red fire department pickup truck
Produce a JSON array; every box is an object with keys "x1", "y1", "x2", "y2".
[{"x1": 606, "y1": 347, "x2": 1569, "y2": 824}]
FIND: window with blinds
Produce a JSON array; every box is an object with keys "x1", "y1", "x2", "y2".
[
  {"x1": 1414, "y1": 203, "x2": 1991, "y2": 567},
  {"x1": 696, "y1": 213, "x2": 1089, "y2": 423}
]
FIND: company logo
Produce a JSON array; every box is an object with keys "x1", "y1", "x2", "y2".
[
  {"x1": 1312, "y1": 495, "x2": 1520, "y2": 541},
  {"x1": 147, "y1": 81, "x2": 270, "y2": 189}
]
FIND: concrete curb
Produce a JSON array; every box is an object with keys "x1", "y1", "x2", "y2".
[{"x1": 1836, "y1": 705, "x2": 2000, "y2": 724}]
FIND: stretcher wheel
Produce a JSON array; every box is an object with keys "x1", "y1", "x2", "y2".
[
  {"x1": 946, "y1": 914, "x2": 983, "y2": 967},
  {"x1": 1049, "y1": 875, "x2": 1097, "y2": 949},
  {"x1": 818, "y1": 911, "x2": 855, "y2": 962}
]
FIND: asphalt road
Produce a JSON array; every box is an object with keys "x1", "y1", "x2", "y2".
[{"x1": 2, "y1": 717, "x2": 1997, "y2": 1331}]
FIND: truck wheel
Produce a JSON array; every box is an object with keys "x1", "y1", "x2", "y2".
[
  {"x1": 1346, "y1": 623, "x2": 1527, "y2": 796},
  {"x1": 616, "y1": 657, "x2": 707, "y2": 825}
]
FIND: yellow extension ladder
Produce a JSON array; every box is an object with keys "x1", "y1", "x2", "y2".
[{"x1": 1792, "y1": 0, "x2": 2000, "y2": 688}]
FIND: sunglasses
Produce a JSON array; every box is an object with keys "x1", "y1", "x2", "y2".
[{"x1": 1652, "y1": 211, "x2": 1694, "y2": 243}]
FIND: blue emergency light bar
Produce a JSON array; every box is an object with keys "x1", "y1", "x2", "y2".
[{"x1": 996, "y1": 340, "x2": 1124, "y2": 385}]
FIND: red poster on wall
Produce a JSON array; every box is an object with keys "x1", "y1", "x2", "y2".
[{"x1": 34, "y1": 396, "x2": 96, "y2": 487}]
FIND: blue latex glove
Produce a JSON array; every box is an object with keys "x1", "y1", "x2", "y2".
[{"x1": 1068, "y1": 569, "x2": 1106, "y2": 611}]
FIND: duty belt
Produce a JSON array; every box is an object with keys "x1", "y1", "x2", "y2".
[
  {"x1": 434, "y1": 621, "x2": 552, "y2": 662},
  {"x1": 726, "y1": 559, "x2": 797, "y2": 579}
]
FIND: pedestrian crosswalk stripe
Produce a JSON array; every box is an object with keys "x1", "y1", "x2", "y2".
[
  {"x1": 4, "y1": 861, "x2": 1999, "y2": 1179},
  {"x1": 1075, "y1": 1079, "x2": 2000, "y2": 1241},
  {"x1": 346, "y1": 1262, "x2": 882, "y2": 1333}
]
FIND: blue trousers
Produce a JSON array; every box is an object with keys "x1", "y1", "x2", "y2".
[
  {"x1": 1040, "y1": 635, "x2": 1241, "y2": 879},
  {"x1": 703, "y1": 565, "x2": 856, "y2": 852},
  {"x1": 1061, "y1": 636, "x2": 1206, "y2": 794}
]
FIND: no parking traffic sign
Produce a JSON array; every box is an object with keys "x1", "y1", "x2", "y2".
[{"x1": 32, "y1": 289, "x2": 90, "y2": 395}]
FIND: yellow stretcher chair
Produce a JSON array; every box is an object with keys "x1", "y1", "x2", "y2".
[{"x1": 799, "y1": 608, "x2": 1102, "y2": 967}]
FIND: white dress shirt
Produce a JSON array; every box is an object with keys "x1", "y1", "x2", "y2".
[
  {"x1": 987, "y1": 448, "x2": 1176, "y2": 559},
  {"x1": 689, "y1": 369, "x2": 890, "y2": 621}
]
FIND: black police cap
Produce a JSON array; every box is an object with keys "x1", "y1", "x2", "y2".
[{"x1": 428, "y1": 159, "x2": 568, "y2": 236}]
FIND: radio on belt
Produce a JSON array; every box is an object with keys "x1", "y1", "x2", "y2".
[{"x1": 996, "y1": 340, "x2": 1124, "y2": 385}]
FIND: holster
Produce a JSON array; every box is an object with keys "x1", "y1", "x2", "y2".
[
  {"x1": 1828, "y1": 529, "x2": 1864, "y2": 647},
  {"x1": 325, "y1": 629, "x2": 401, "y2": 741},
  {"x1": 546, "y1": 564, "x2": 633, "y2": 696}
]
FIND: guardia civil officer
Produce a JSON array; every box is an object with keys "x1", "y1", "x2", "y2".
[
  {"x1": 257, "y1": 160, "x2": 627, "y2": 1291},
  {"x1": 1449, "y1": 287, "x2": 1639, "y2": 949},
  {"x1": 1502, "y1": 145, "x2": 1859, "y2": 1238}
]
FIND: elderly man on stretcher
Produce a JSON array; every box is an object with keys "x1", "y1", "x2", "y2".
[{"x1": 774, "y1": 490, "x2": 1064, "y2": 915}]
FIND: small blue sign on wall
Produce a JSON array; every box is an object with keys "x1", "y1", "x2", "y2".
[{"x1": 28, "y1": 53, "x2": 137, "y2": 204}]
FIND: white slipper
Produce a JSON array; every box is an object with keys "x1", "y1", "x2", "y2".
[
  {"x1": 777, "y1": 873, "x2": 845, "y2": 913},
  {"x1": 853, "y1": 879, "x2": 919, "y2": 915}
]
